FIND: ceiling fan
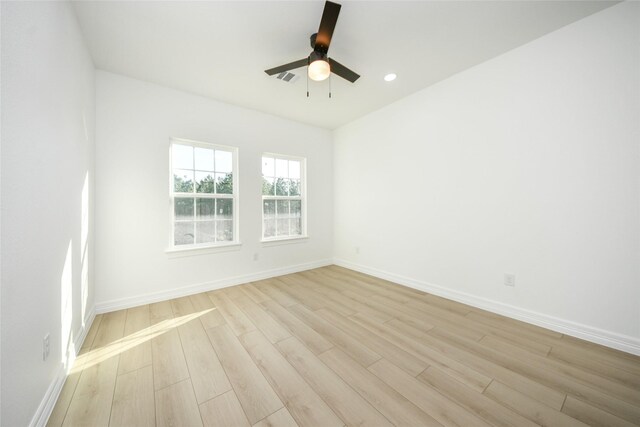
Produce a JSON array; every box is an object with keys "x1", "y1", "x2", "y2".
[{"x1": 264, "y1": 1, "x2": 360, "y2": 84}]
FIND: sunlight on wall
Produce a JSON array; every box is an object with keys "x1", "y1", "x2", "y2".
[
  {"x1": 60, "y1": 241, "x2": 73, "y2": 369},
  {"x1": 70, "y1": 309, "x2": 214, "y2": 373},
  {"x1": 81, "y1": 172, "x2": 89, "y2": 328}
]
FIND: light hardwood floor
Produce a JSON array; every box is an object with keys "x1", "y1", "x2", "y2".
[{"x1": 48, "y1": 266, "x2": 640, "y2": 427}]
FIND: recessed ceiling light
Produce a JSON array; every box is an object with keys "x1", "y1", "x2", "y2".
[{"x1": 384, "y1": 73, "x2": 397, "y2": 82}]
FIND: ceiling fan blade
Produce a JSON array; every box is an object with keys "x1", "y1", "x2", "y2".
[
  {"x1": 329, "y1": 58, "x2": 360, "y2": 83},
  {"x1": 314, "y1": 1, "x2": 341, "y2": 53},
  {"x1": 264, "y1": 58, "x2": 309, "y2": 76}
]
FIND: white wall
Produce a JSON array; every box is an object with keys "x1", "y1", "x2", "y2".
[
  {"x1": 95, "y1": 71, "x2": 333, "y2": 309},
  {"x1": 1, "y1": 2, "x2": 96, "y2": 425},
  {"x1": 334, "y1": 2, "x2": 640, "y2": 353}
]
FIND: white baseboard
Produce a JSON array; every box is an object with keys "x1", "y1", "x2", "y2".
[
  {"x1": 95, "y1": 259, "x2": 333, "y2": 313},
  {"x1": 334, "y1": 258, "x2": 640, "y2": 356},
  {"x1": 29, "y1": 308, "x2": 97, "y2": 427}
]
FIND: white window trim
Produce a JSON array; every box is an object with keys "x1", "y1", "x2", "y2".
[
  {"x1": 261, "y1": 152, "x2": 307, "y2": 242},
  {"x1": 168, "y1": 137, "x2": 240, "y2": 252}
]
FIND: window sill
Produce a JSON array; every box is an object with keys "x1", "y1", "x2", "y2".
[
  {"x1": 261, "y1": 235, "x2": 309, "y2": 247},
  {"x1": 165, "y1": 242, "x2": 242, "y2": 258}
]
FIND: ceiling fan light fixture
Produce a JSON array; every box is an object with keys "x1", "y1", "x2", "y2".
[{"x1": 308, "y1": 58, "x2": 330, "y2": 81}]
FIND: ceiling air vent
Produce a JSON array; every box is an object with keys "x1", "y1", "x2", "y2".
[{"x1": 275, "y1": 71, "x2": 300, "y2": 83}]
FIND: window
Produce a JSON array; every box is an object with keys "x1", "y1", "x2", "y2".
[
  {"x1": 170, "y1": 138, "x2": 238, "y2": 248},
  {"x1": 262, "y1": 154, "x2": 306, "y2": 240}
]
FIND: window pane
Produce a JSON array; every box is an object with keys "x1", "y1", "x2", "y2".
[
  {"x1": 216, "y1": 220, "x2": 233, "y2": 241},
  {"x1": 174, "y1": 222, "x2": 195, "y2": 245},
  {"x1": 174, "y1": 170, "x2": 194, "y2": 193},
  {"x1": 172, "y1": 144, "x2": 193, "y2": 169},
  {"x1": 290, "y1": 200, "x2": 301, "y2": 218},
  {"x1": 217, "y1": 199, "x2": 233, "y2": 220},
  {"x1": 291, "y1": 200, "x2": 302, "y2": 235},
  {"x1": 196, "y1": 198, "x2": 215, "y2": 220},
  {"x1": 275, "y1": 158, "x2": 288, "y2": 178},
  {"x1": 196, "y1": 221, "x2": 215, "y2": 244},
  {"x1": 215, "y1": 150, "x2": 233, "y2": 173},
  {"x1": 276, "y1": 219, "x2": 290, "y2": 236},
  {"x1": 276, "y1": 200, "x2": 289, "y2": 218},
  {"x1": 262, "y1": 156, "x2": 274, "y2": 177},
  {"x1": 289, "y1": 160, "x2": 300, "y2": 179},
  {"x1": 291, "y1": 217, "x2": 302, "y2": 235},
  {"x1": 262, "y1": 177, "x2": 274, "y2": 196},
  {"x1": 174, "y1": 197, "x2": 194, "y2": 220},
  {"x1": 263, "y1": 199, "x2": 275, "y2": 219},
  {"x1": 289, "y1": 179, "x2": 300, "y2": 196},
  {"x1": 195, "y1": 171, "x2": 215, "y2": 193},
  {"x1": 216, "y1": 173, "x2": 233, "y2": 194},
  {"x1": 194, "y1": 147, "x2": 214, "y2": 171},
  {"x1": 263, "y1": 219, "x2": 276, "y2": 238},
  {"x1": 275, "y1": 178, "x2": 289, "y2": 196}
]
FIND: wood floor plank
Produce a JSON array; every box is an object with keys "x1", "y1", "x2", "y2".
[
  {"x1": 417, "y1": 367, "x2": 538, "y2": 427},
  {"x1": 559, "y1": 335, "x2": 640, "y2": 365},
  {"x1": 255, "y1": 279, "x2": 298, "y2": 307},
  {"x1": 239, "y1": 330, "x2": 343, "y2": 427},
  {"x1": 368, "y1": 295, "x2": 484, "y2": 341},
  {"x1": 426, "y1": 327, "x2": 567, "y2": 410},
  {"x1": 178, "y1": 317, "x2": 231, "y2": 403},
  {"x1": 149, "y1": 300, "x2": 174, "y2": 324},
  {"x1": 188, "y1": 292, "x2": 226, "y2": 330},
  {"x1": 208, "y1": 291, "x2": 257, "y2": 336},
  {"x1": 199, "y1": 390, "x2": 251, "y2": 427},
  {"x1": 277, "y1": 337, "x2": 393, "y2": 427},
  {"x1": 223, "y1": 285, "x2": 247, "y2": 299},
  {"x1": 288, "y1": 303, "x2": 381, "y2": 367},
  {"x1": 110, "y1": 365, "x2": 155, "y2": 427},
  {"x1": 80, "y1": 314, "x2": 104, "y2": 352},
  {"x1": 316, "y1": 308, "x2": 427, "y2": 376},
  {"x1": 241, "y1": 283, "x2": 271, "y2": 304},
  {"x1": 206, "y1": 325, "x2": 283, "y2": 424},
  {"x1": 368, "y1": 358, "x2": 491, "y2": 427},
  {"x1": 435, "y1": 329, "x2": 640, "y2": 423},
  {"x1": 483, "y1": 380, "x2": 587, "y2": 427},
  {"x1": 260, "y1": 299, "x2": 333, "y2": 355},
  {"x1": 481, "y1": 335, "x2": 640, "y2": 407},
  {"x1": 62, "y1": 356, "x2": 119, "y2": 427},
  {"x1": 47, "y1": 371, "x2": 81, "y2": 427},
  {"x1": 151, "y1": 327, "x2": 190, "y2": 391},
  {"x1": 295, "y1": 282, "x2": 358, "y2": 317},
  {"x1": 466, "y1": 310, "x2": 562, "y2": 340},
  {"x1": 561, "y1": 395, "x2": 637, "y2": 427},
  {"x1": 319, "y1": 347, "x2": 442, "y2": 426},
  {"x1": 371, "y1": 296, "x2": 486, "y2": 341},
  {"x1": 118, "y1": 305, "x2": 152, "y2": 375},
  {"x1": 252, "y1": 407, "x2": 299, "y2": 427},
  {"x1": 155, "y1": 379, "x2": 203, "y2": 427},
  {"x1": 549, "y1": 345, "x2": 640, "y2": 387},
  {"x1": 351, "y1": 313, "x2": 492, "y2": 392},
  {"x1": 92, "y1": 310, "x2": 127, "y2": 349},
  {"x1": 330, "y1": 289, "x2": 394, "y2": 323},
  {"x1": 171, "y1": 296, "x2": 197, "y2": 317},
  {"x1": 274, "y1": 276, "x2": 326, "y2": 310},
  {"x1": 233, "y1": 294, "x2": 291, "y2": 344}
]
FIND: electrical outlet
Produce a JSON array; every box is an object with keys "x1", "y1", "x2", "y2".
[
  {"x1": 504, "y1": 273, "x2": 515, "y2": 287},
  {"x1": 43, "y1": 333, "x2": 50, "y2": 361}
]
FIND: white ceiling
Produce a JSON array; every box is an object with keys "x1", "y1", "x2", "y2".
[{"x1": 73, "y1": 1, "x2": 615, "y2": 129}]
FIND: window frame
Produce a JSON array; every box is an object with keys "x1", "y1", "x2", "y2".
[
  {"x1": 168, "y1": 137, "x2": 240, "y2": 251},
  {"x1": 261, "y1": 152, "x2": 307, "y2": 242}
]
